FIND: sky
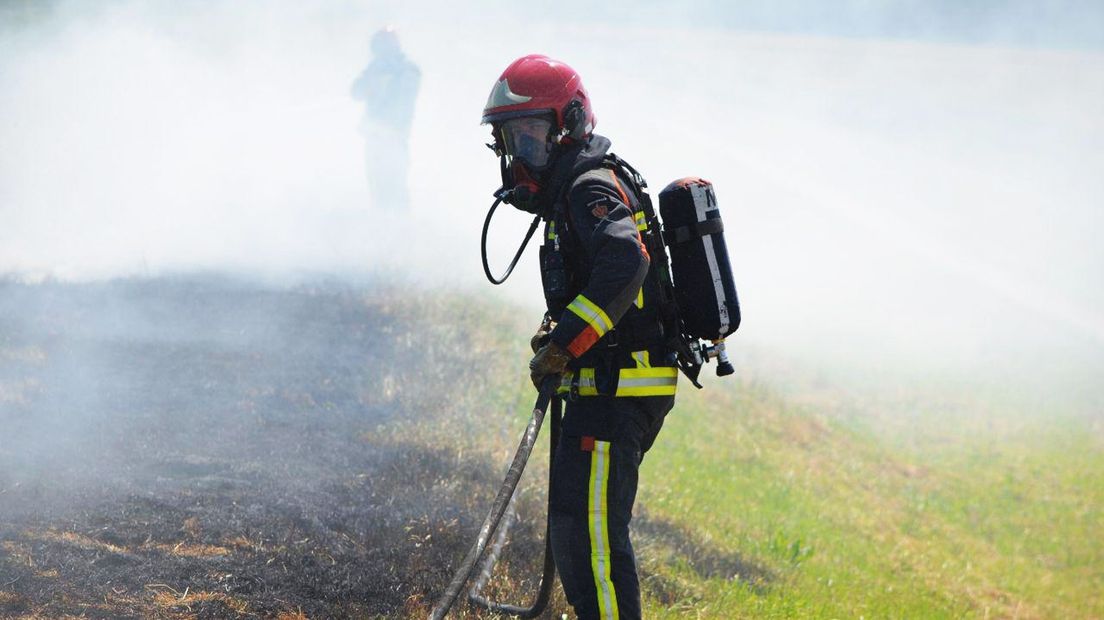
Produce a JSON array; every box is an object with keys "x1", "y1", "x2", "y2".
[{"x1": 1, "y1": 0, "x2": 1102, "y2": 380}]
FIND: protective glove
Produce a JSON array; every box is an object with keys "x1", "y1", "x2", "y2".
[
  {"x1": 530, "y1": 318, "x2": 555, "y2": 353},
  {"x1": 529, "y1": 341, "x2": 571, "y2": 390}
]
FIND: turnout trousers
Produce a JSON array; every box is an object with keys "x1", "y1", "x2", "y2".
[{"x1": 549, "y1": 394, "x2": 674, "y2": 620}]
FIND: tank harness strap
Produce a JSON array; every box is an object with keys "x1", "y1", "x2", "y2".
[
  {"x1": 663, "y1": 218, "x2": 725, "y2": 245},
  {"x1": 602, "y1": 154, "x2": 705, "y2": 389}
]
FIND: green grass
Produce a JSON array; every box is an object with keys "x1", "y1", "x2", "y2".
[
  {"x1": 402, "y1": 294, "x2": 1101, "y2": 618},
  {"x1": 630, "y1": 373, "x2": 1104, "y2": 619}
]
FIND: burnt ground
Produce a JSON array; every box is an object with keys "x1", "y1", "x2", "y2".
[{"x1": 0, "y1": 276, "x2": 763, "y2": 619}]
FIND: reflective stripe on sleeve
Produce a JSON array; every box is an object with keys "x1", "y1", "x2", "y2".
[
  {"x1": 589, "y1": 440, "x2": 619, "y2": 619},
  {"x1": 567, "y1": 295, "x2": 613, "y2": 338}
]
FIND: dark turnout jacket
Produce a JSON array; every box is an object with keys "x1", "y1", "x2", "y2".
[{"x1": 541, "y1": 135, "x2": 677, "y2": 398}]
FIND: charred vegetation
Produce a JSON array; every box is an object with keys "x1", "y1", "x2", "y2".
[{"x1": 0, "y1": 276, "x2": 530, "y2": 618}]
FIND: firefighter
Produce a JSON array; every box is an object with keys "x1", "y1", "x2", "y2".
[
  {"x1": 351, "y1": 27, "x2": 420, "y2": 210},
  {"x1": 482, "y1": 54, "x2": 678, "y2": 620}
]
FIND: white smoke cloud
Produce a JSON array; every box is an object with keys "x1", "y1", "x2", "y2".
[{"x1": 1, "y1": 0, "x2": 1101, "y2": 376}]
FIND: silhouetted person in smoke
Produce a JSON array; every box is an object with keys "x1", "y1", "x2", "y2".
[{"x1": 351, "y1": 27, "x2": 420, "y2": 211}]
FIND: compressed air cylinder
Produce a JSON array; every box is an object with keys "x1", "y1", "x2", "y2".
[{"x1": 658, "y1": 178, "x2": 741, "y2": 342}]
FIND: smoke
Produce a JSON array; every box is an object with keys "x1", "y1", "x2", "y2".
[
  {"x1": 1, "y1": 9, "x2": 1098, "y2": 614},
  {"x1": 1, "y1": 0, "x2": 1102, "y2": 380},
  {"x1": 1, "y1": 2, "x2": 369, "y2": 279}
]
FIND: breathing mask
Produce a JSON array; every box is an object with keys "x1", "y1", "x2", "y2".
[{"x1": 488, "y1": 113, "x2": 558, "y2": 216}]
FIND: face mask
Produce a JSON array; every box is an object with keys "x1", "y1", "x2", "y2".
[
  {"x1": 499, "y1": 116, "x2": 554, "y2": 170},
  {"x1": 487, "y1": 116, "x2": 557, "y2": 216}
]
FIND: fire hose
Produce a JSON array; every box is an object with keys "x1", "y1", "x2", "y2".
[{"x1": 428, "y1": 376, "x2": 561, "y2": 620}]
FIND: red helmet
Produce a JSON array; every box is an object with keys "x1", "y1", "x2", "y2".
[{"x1": 481, "y1": 54, "x2": 596, "y2": 141}]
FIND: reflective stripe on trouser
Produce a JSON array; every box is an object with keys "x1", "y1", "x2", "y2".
[
  {"x1": 550, "y1": 395, "x2": 674, "y2": 620},
  {"x1": 559, "y1": 366, "x2": 677, "y2": 397},
  {"x1": 589, "y1": 440, "x2": 618, "y2": 618}
]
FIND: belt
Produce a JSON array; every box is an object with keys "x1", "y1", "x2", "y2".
[
  {"x1": 558, "y1": 366, "x2": 678, "y2": 398},
  {"x1": 600, "y1": 315, "x2": 665, "y2": 351}
]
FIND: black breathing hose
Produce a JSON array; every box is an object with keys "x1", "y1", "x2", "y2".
[
  {"x1": 482, "y1": 196, "x2": 542, "y2": 285},
  {"x1": 428, "y1": 377, "x2": 560, "y2": 620}
]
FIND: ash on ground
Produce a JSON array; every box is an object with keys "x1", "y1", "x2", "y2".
[{"x1": 0, "y1": 275, "x2": 540, "y2": 619}]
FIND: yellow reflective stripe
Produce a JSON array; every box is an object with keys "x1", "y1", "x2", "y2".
[
  {"x1": 634, "y1": 286, "x2": 644, "y2": 309},
  {"x1": 546, "y1": 220, "x2": 556, "y2": 240},
  {"x1": 567, "y1": 295, "x2": 613, "y2": 337},
  {"x1": 620, "y1": 367, "x2": 675, "y2": 379},
  {"x1": 557, "y1": 372, "x2": 572, "y2": 395},
  {"x1": 634, "y1": 211, "x2": 647, "y2": 231},
  {"x1": 615, "y1": 367, "x2": 678, "y2": 397},
  {"x1": 564, "y1": 366, "x2": 678, "y2": 397},
  {"x1": 631, "y1": 350, "x2": 650, "y2": 368},
  {"x1": 589, "y1": 441, "x2": 618, "y2": 619},
  {"x1": 557, "y1": 369, "x2": 599, "y2": 396},
  {"x1": 577, "y1": 368, "x2": 598, "y2": 396}
]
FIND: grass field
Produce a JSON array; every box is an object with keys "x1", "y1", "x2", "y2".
[
  {"x1": 620, "y1": 370, "x2": 1104, "y2": 619},
  {"x1": 412, "y1": 301, "x2": 1103, "y2": 619},
  {"x1": 471, "y1": 336, "x2": 1103, "y2": 619}
]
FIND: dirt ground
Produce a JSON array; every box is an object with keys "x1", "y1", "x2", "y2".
[{"x1": 0, "y1": 276, "x2": 753, "y2": 619}]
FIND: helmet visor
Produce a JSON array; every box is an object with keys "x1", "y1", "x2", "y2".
[{"x1": 497, "y1": 116, "x2": 554, "y2": 170}]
